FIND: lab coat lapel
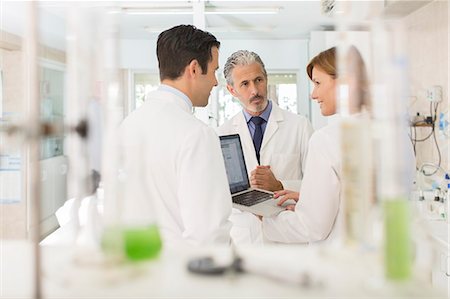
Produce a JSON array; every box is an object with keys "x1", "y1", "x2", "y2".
[
  {"x1": 232, "y1": 113, "x2": 259, "y2": 169},
  {"x1": 261, "y1": 102, "x2": 283, "y2": 152}
]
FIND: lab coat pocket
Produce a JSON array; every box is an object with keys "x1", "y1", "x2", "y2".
[{"x1": 270, "y1": 154, "x2": 300, "y2": 180}]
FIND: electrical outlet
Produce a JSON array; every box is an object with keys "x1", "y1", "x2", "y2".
[
  {"x1": 426, "y1": 86, "x2": 443, "y2": 102},
  {"x1": 412, "y1": 112, "x2": 423, "y2": 123},
  {"x1": 410, "y1": 112, "x2": 434, "y2": 127}
]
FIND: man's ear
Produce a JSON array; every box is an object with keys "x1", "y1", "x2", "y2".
[
  {"x1": 187, "y1": 59, "x2": 201, "y2": 77},
  {"x1": 226, "y1": 84, "x2": 238, "y2": 97}
]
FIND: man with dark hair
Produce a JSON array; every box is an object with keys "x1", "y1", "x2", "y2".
[
  {"x1": 119, "y1": 25, "x2": 231, "y2": 247},
  {"x1": 157, "y1": 25, "x2": 219, "y2": 81}
]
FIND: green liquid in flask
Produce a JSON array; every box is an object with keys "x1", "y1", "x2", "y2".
[{"x1": 123, "y1": 224, "x2": 162, "y2": 261}]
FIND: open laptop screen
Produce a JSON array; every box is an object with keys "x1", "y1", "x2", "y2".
[{"x1": 219, "y1": 134, "x2": 250, "y2": 194}]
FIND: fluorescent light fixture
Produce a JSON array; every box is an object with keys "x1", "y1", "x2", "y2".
[
  {"x1": 205, "y1": 8, "x2": 280, "y2": 15},
  {"x1": 144, "y1": 26, "x2": 275, "y2": 34},
  {"x1": 124, "y1": 6, "x2": 281, "y2": 15},
  {"x1": 125, "y1": 8, "x2": 193, "y2": 15},
  {"x1": 208, "y1": 26, "x2": 275, "y2": 33}
]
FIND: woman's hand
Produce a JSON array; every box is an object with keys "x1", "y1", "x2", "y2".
[{"x1": 273, "y1": 190, "x2": 299, "y2": 211}]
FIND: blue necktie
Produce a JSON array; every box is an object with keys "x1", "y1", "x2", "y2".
[{"x1": 250, "y1": 116, "x2": 265, "y2": 164}]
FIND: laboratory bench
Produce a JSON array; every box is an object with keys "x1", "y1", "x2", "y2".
[
  {"x1": 410, "y1": 190, "x2": 449, "y2": 291},
  {"x1": 1, "y1": 191, "x2": 448, "y2": 298},
  {"x1": 1, "y1": 239, "x2": 448, "y2": 299}
]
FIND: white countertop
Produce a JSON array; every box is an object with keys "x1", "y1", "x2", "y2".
[{"x1": 1, "y1": 240, "x2": 447, "y2": 299}]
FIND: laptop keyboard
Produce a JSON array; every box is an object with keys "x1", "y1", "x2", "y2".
[{"x1": 232, "y1": 190, "x2": 273, "y2": 206}]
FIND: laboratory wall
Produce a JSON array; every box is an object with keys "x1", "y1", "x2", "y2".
[
  {"x1": 120, "y1": 38, "x2": 308, "y2": 71},
  {"x1": 403, "y1": 0, "x2": 449, "y2": 172},
  {"x1": 0, "y1": 46, "x2": 27, "y2": 239},
  {"x1": 119, "y1": 38, "x2": 311, "y2": 119},
  {"x1": 2, "y1": 1, "x2": 448, "y2": 240},
  {"x1": 0, "y1": 29, "x2": 67, "y2": 239}
]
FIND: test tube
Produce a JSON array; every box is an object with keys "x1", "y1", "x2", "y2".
[
  {"x1": 334, "y1": 1, "x2": 375, "y2": 247},
  {"x1": 371, "y1": 19, "x2": 414, "y2": 281}
]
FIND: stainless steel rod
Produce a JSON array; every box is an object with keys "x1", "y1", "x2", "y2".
[{"x1": 26, "y1": 1, "x2": 41, "y2": 298}]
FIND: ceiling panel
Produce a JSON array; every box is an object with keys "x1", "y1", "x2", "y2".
[{"x1": 1, "y1": 0, "x2": 432, "y2": 50}]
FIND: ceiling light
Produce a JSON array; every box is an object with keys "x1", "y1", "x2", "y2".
[
  {"x1": 208, "y1": 26, "x2": 275, "y2": 33},
  {"x1": 144, "y1": 26, "x2": 275, "y2": 34},
  {"x1": 205, "y1": 8, "x2": 281, "y2": 15},
  {"x1": 124, "y1": 7, "x2": 193, "y2": 15},
  {"x1": 124, "y1": 6, "x2": 281, "y2": 16}
]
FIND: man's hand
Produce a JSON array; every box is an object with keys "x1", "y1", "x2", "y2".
[
  {"x1": 250, "y1": 165, "x2": 283, "y2": 192},
  {"x1": 274, "y1": 189, "x2": 299, "y2": 211}
]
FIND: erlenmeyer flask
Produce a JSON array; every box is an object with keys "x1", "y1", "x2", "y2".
[
  {"x1": 101, "y1": 162, "x2": 162, "y2": 261},
  {"x1": 117, "y1": 142, "x2": 162, "y2": 261},
  {"x1": 97, "y1": 6, "x2": 162, "y2": 262}
]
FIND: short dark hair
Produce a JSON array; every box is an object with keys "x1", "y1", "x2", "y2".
[{"x1": 157, "y1": 25, "x2": 220, "y2": 81}]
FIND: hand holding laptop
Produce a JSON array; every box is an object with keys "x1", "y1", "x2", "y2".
[
  {"x1": 274, "y1": 190, "x2": 299, "y2": 211},
  {"x1": 220, "y1": 134, "x2": 285, "y2": 217},
  {"x1": 256, "y1": 190, "x2": 299, "y2": 220},
  {"x1": 250, "y1": 165, "x2": 283, "y2": 192}
]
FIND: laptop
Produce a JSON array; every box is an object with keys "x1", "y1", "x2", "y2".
[{"x1": 219, "y1": 134, "x2": 285, "y2": 217}]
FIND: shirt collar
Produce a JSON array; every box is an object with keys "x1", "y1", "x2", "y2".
[
  {"x1": 243, "y1": 100, "x2": 272, "y2": 123},
  {"x1": 158, "y1": 84, "x2": 193, "y2": 110}
]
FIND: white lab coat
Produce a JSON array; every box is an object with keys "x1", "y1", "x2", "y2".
[
  {"x1": 262, "y1": 116, "x2": 342, "y2": 243},
  {"x1": 119, "y1": 90, "x2": 232, "y2": 248},
  {"x1": 217, "y1": 101, "x2": 313, "y2": 191}
]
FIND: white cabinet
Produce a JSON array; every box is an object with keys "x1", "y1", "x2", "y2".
[{"x1": 40, "y1": 155, "x2": 68, "y2": 237}]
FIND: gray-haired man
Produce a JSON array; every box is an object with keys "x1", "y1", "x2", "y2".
[{"x1": 218, "y1": 50, "x2": 313, "y2": 193}]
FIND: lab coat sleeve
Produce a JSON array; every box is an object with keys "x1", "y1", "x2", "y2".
[
  {"x1": 279, "y1": 179, "x2": 300, "y2": 192},
  {"x1": 262, "y1": 130, "x2": 340, "y2": 243},
  {"x1": 279, "y1": 117, "x2": 314, "y2": 191},
  {"x1": 177, "y1": 126, "x2": 233, "y2": 245}
]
